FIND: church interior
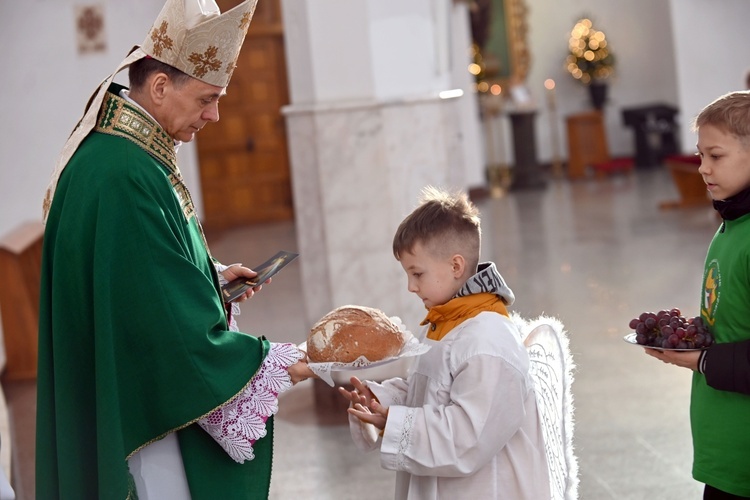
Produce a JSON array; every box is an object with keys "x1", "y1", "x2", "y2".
[{"x1": 1, "y1": 0, "x2": 749, "y2": 498}]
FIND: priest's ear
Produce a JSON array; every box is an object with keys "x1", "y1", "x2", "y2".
[{"x1": 149, "y1": 72, "x2": 171, "y2": 104}]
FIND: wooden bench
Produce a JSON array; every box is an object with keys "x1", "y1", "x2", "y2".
[
  {"x1": 659, "y1": 155, "x2": 711, "y2": 209},
  {"x1": 0, "y1": 221, "x2": 44, "y2": 381}
]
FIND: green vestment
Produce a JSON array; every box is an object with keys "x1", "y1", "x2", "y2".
[{"x1": 37, "y1": 84, "x2": 274, "y2": 499}]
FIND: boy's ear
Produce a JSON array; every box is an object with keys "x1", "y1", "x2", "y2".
[{"x1": 451, "y1": 254, "x2": 465, "y2": 278}]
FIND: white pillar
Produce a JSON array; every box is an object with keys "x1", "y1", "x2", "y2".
[{"x1": 280, "y1": 0, "x2": 483, "y2": 331}]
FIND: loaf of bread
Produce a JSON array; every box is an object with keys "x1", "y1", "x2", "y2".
[{"x1": 307, "y1": 305, "x2": 404, "y2": 363}]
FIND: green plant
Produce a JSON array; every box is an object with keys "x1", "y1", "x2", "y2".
[{"x1": 565, "y1": 18, "x2": 615, "y2": 85}]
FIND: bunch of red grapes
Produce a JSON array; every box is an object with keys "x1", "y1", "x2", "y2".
[{"x1": 628, "y1": 307, "x2": 714, "y2": 349}]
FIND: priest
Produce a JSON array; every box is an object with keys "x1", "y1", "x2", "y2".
[{"x1": 36, "y1": 0, "x2": 313, "y2": 497}]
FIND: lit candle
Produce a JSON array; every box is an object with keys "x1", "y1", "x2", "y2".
[
  {"x1": 489, "y1": 84, "x2": 508, "y2": 166},
  {"x1": 544, "y1": 79, "x2": 563, "y2": 177},
  {"x1": 544, "y1": 78, "x2": 556, "y2": 105}
]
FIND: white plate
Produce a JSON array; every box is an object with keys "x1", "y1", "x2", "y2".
[
  {"x1": 298, "y1": 342, "x2": 407, "y2": 371},
  {"x1": 299, "y1": 333, "x2": 431, "y2": 386},
  {"x1": 623, "y1": 332, "x2": 708, "y2": 351}
]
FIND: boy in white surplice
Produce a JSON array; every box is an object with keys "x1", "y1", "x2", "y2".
[{"x1": 339, "y1": 187, "x2": 551, "y2": 499}]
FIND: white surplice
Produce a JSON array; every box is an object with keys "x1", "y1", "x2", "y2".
[{"x1": 350, "y1": 312, "x2": 550, "y2": 500}]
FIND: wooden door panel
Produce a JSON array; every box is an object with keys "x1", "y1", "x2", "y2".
[{"x1": 197, "y1": 0, "x2": 292, "y2": 230}]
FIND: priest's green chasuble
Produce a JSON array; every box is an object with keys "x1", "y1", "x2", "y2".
[{"x1": 37, "y1": 85, "x2": 273, "y2": 499}]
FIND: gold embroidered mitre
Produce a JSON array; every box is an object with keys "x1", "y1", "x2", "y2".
[
  {"x1": 142, "y1": 0, "x2": 258, "y2": 88},
  {"x1": 43, "y1": 0, "x2": 258, "y2": 223}
]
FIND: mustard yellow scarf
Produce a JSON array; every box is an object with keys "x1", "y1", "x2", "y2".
[{"x1": 422, "y1": 292, "x2": 509, "y2": 341}]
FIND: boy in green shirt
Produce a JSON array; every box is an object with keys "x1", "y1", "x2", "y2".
[{"x1": 646, "y1": 90, "x2": 750, "y2": 498}]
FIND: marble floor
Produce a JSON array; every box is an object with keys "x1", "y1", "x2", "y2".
[{"x1": 4, "y1": 166, "x2": 719, "y2": 499}]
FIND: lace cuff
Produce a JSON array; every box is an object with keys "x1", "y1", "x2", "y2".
[
  {"x1": 215, "y1": 262, "x2": 242, "y2": 330},
  {"x1": 198, "y1": 342, "x2": 304, "y2": 463}
]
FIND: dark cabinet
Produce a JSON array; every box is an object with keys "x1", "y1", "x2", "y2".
[{"x1": 622, "y1": 104, "x2": 680, "y2": 168}]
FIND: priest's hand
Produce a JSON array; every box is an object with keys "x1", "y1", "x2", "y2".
[
  {"x1": 287, "y1": 360, "x2": 316, "y2": 385},
  {"x1": 221, "y1": 264, "x2": 271, "y2": 302}
]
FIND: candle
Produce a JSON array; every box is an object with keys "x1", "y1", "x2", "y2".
[{"x1": 544, "y1": 79, "x2": 563, "y2": 178}]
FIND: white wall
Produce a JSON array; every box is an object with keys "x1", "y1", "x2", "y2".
[
  {"x1": 524, "y1": 0, "x2": 678, "y2": 161},
  {"x1": 523, "y1": 0, "x2": 750, "y2": 163},
  {"x1": 3, "y1": 1, "x2": 750, "y2": 240},
  {"x1": 669, "y1": 0, "x2": 750, "y2": 151},
  {"x1": 450, "y1": 0, "x2": 485, "y2": 187},
  {"x1": 283, "y1": 0, "x2": 454, "y2": 104},
  {"x1": 281, "y1": 0, "x2": 484, "y2": 187},
  {"x1": 0, "y1": 0, "x2": 204, "y2": 351},
  {"x1": 367, "y1": 0, "x2": 452, "y2": 100},
  {"x1": 0, "y1": 0, "x2": 202, "y2": 240}
]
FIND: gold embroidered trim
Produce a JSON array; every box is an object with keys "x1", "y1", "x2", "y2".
[
  {"x1": 95, "y1": 93, "x2": 195, "y2": 216},
  {"x1": 94, "y1": 90, "x2": 212, "y2": 253},
  {"x1": 240, "y1": 12, "x2": 252, "y2": 32},
  {"x1": 96, "y1": 93, "x2": 176, "y2": 171},
  {"x1": 125, "y1": 366, "x2": 260, "y2": 461},
  {"x1": 150, "y1": 20, "x2": 173, "y2": 57},
  {"x1": 42, "y1": 188, "x2": 52, "y2": 218},
  {"x1": 188, "y1": 46, "x2": 222, "y2": 77}
]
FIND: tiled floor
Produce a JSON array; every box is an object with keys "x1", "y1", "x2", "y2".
[{"x1": 5, "y1": 166, "x2": 718, "y2": 499}]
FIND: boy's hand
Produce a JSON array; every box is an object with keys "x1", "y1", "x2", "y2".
[
  {"x1": 338, "y1": 376, "x2": 388, "y2": 430},
  {"x1": 644, "y1": 347, "x2": 701, "y2": 371},
  {"x1": 337, "y1": 376, "x2": 375, "y2": 408},
  {"x1": 348, "y1": 400, "x2": 389, "y2": 431}
]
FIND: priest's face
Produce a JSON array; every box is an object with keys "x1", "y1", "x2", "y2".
[{"x1": 159, "y1": 76, "x2": 226, "y2": 142}]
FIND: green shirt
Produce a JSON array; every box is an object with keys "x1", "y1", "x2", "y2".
[
  {"x1": 691, "y1": 214, "x2": 750, "y2": 496},
  {"x1": 37, "y1": 85, "x2": 273, "y2": 499}
]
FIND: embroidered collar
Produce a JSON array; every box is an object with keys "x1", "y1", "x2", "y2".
[
  {"x1": 93, "y1": 84, "x2": 212, "y2": 257},
  {"x1": 94, "y1": 84, "x2": 200, "y2": 224},
  {"x1": 95, "y1": 84, "x2": 178, "y2": 174}
]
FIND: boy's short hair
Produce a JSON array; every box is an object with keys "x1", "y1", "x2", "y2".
[
  {"x1": 393, "y1": 186, "x2": 481, "y2": 272},
  {"x1": 692, "y1": 90, "x2": 750, "y2": 147}
]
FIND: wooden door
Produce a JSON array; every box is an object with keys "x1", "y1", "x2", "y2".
[{"x1": 197, "y1": 0, "x2": 293, "y2": 231}]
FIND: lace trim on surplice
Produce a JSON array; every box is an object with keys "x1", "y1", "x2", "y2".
[{"x1": 396, "y1": 407, "x2": 416, "y2": 471}]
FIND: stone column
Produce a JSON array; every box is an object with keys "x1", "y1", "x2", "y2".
[{"x1": 280, "y1": 0, "x2": 483, "y2": 335}]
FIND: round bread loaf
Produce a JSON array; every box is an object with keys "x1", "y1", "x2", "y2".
[{"x1": 307, "y1": 305, "x2": 404, "y2": 363}]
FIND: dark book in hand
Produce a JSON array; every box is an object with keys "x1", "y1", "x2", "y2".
[{"x1": 221, "y1": 250, "x2": 299, "y2": 303}]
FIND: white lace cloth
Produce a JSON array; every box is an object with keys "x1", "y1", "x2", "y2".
[
  {"x1": 197, "y1": 342, "x2": 303, "y2": 463},
  {"x1": 129, "y1": 266, "x2": 303, "y2": 495},
  {"x1": 302, "y1": 317, "x2": 430, "y2": 387}
]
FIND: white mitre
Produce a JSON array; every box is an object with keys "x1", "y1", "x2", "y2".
[{"x1": 42, "y1": 0, "x2": 258, "y2": 222}]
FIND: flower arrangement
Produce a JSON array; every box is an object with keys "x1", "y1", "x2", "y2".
[{"x1": 565, "y1": 18, "x2": 615, "y2": 85}]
